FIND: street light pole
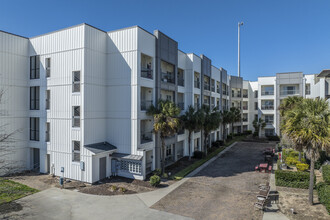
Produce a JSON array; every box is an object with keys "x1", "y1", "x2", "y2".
[{"x1": 238, "y1": 22, "x2": 243, "y2": 77}]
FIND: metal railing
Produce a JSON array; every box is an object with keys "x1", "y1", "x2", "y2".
[
  {"x1": 141, "y1": 100, "x2": 153, "y2": 111},
  {"x1": 178, "y1": 78, "x2": 184, "y2": 86},
  {"x1": 261, "y1": 91, "x2": 274, "y2": 95},
  {"x1": 211, "y1": 86, "x2": 215, "y2": 92},
  {"x1": 242, "y1": 106, "x2": 248, "y2": 110},
  {"x1": 194, "y1": 80, "x2": 200, "y2": 88},
  {"x1": 204, "y1": 84, "x2": 210, "y2": 91},
  {"x1": 217, "y1": 88, "x2": 220, "y2": 93},
  {"x1": 243, "y1": 94, "x2": 248, "y2": 98},
  {"x1": 280, "y1": 90, "x2": 299, "y2": 96},
  {"x1": 261, "y1": 105, "x2": 274, "y2": 110},
  {"x1": 141, "y1": 131, "x2": 153, "y2": 144},
  {"x1": 243, "y1": 118, "x2": 248, "y2": 122},
  {"x1": 141, "y1": 68, "x2": 153, "y2": 79},
  {"x1": 161, "y1": 72, "x2": 175, "y2": 84}
]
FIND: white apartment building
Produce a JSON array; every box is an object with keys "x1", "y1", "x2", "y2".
[{"x1": 1, "y1": 23, "x2": 329, "y2": 183}]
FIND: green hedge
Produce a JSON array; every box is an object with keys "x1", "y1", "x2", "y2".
[
  {"x1": 323, "y1": 165, "x2": 330, "y2": 185},
  {"x1": 316, "y1": 182, "x2": 330, "y2": 214},
  {"x1": 275, "y1": 170, "x2": 315, "y2": 189}
]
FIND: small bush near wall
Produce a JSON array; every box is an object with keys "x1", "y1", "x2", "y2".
[
  {"x1": 275, "y1": 170, "x2": 315, "y2": 189},
  {"x1": 150, "y1": 175, "x2": 161, "y2": 187},
  {"x1": 322, "y1": 165, "x2": 330, "y2": 185},
  {"x1": 244, "y1": 130, "x2": 252, "y2": 135},
  {"x1": 296, "y1": 163, "x2": 309, "y2": 172},
  {"x1": 193, "y1": 151, "x2": 204, "y2": 159},
  {"x1": 316, "y1": 182, "x2": 330, "y2": 214},
  {"x1": 267, "y1": 135, "x2": 280, "y2": 141}
]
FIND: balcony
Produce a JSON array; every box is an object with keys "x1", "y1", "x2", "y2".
[
  {"x1": 265, "y1": 120, "x2": 274, "y2": 124},
  {"x1": 280, "y1": 89, "x2": 299, "y2": 96},
  {"x1": 204, "y1": 84, "x2": 210, "y2": 91},
  {"x1": 261, "y1": 105, "x2": 274, "y2": 110},
  {"x1": 141, "y1": 131, "x2": 153, "y2": 144},
  {"x1": 243, "y1": 94, "x2": 248, "y2": 98},
  {"x1": 211, "y1": 85, "x2": 215, "y2": 92},
  {"x1": 141, "y1": 68, "x2": 153, "y2": 79},
  {"x1": 243, "y1": 118, "x2": 248, "y2": 122},
  {"x1": 261, "y1": 91, "x2": 274, "y2": 96},
  {"x1": 217, "y1": 88, "x2": 220, "y2": 93},
  {"x1": 242, "y1": 106, "x2": 248, "y2": 110},
  {"x1": 161, "y1": 72, "x2": 175, "y2": 84},
  {"x1": 223, "y1": 90, "x2": 227, "y2": 95},
  {"x1": 141, "y1": 100, "x2": 153, "y2": 111},
  {"x1": 194, "y1": 80, "x2": 200, "y2": 89}
]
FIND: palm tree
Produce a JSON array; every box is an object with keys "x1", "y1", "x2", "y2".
[
  {"x1": 252, "y1": 118, "x2": 266, "y2": 137},
  {"x1": 200, "y1": 105, "x2": 221, "y2": 155},
  {"x1": 147, "y1": 100, "x2": 181, "y2": 174},
  {"x1": 229, "y1": 107, "x2": 241, "y2": 134},
  {"x1": 220, "y1": 110, "x2": 232, "y2": 143},
  {"x1": 279, "y1": 96, "x2": 304, "y2": 161},
  {"x1": 281, "y1": 98, "x2": 330, "y2": 205},
  {"x1": 180, "y1": 106, "x2": 203, "y2": 160}
]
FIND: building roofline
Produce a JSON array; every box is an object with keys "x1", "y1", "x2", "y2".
[
  {"x1": 0, "y1": 30, "x2": 28, "y2": 39},
  {"x1": 153, "y1": 29, "x2": 178, "y2": 44},
  {"x1": 30, "y1": 23, "x2": 86, "y2": 39}
]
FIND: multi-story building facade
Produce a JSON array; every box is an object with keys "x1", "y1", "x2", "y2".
[{"x1": 1, "y1": 23, "x2": 329, "y2": 183}]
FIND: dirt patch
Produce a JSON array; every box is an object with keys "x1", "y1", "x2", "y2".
[
  {"x1": 0, "y1": 201, "x2": 23, "y2": 215},
  {"x1": 277, "y1": 186, "x2": 329, "y2": 220},
  {"x1": 5, "y1": 171, "x2": 54, "y2": 191}
]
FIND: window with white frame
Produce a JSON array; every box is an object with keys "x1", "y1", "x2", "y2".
[
  {"x1": 46, "y1": 58, "x2": 51, "y2": 77},
  {"x1": 72, "y1": 141, "x2": 80, "y2": 162},
  {"x1": 120, "y1": 160, "x2": 141, "y2": 174},
  {"x1": 72, "y1": 106, "x2": 80, "y2": 127},
  {"x1": 264, "y1": 115, "x2": 274, "y2": 124},
  {"x1": 73, "y1": 71, "x2": 80, "y2": 93}
]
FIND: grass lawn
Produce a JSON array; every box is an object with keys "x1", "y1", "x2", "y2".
[
  {"x1": 0, "y1": 178, "x2": 38, "y2": 204},
  {"x1": 173, "y1": 135, "x2": 247, "y2": 180}
]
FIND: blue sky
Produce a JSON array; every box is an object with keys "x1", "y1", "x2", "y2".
[{"x1": 1, "y1": 0, "x2": 329, "y2": 81}]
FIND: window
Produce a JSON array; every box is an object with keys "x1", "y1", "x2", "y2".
[
  {"x1": 177, "y1": 68, "x2": 184, "y2": 86},
  {"x1": 120, "y1": 160, "x2": 141, "y2": 174},
  {"x1": 255, "y1": 102, "x2": 258, "y2": 110},
  {"x1": 72, "y1": 71, "x2": 81, "y2": 93},
  {"x1": 30, "y1": 56, "x2": 40, "y2": 79},
  {"x1": 46, "y1": 122, "x2": 50, "y2": 142},
  {"x1": 265, "y1": 115, "x2": 274, "y2": 124},
  {"x1": 72, "y1": 141, "x2": 80, "y2": 162},
  {"x1": 243, "y1": 113, "x2": 248, "y2": 122},
  {"x1": 261, "y1": 86, "x2": 274, "y2": 95},
  {"x1": 30, "y1": 117, "x2": 39, "y2": 141},
  {"x1": 265, "y1": 129, "x2": 274, "y2": 137},
  {"x1": 255, "y1": 91, "x2": 258, "y2": 98},
  {"x1": 166, "y1": 145, "x2": 172, "y2": 157},
  {"x1": 30, "y1": 87, "x2": 40, "y2": 110},
  {"x1": 72, "y1": 106, "x2": 80, "y2": 127},
  {"x1": 46, "y1": 58, "x2": 51, "y2": 77},
  {"x1": 46, "y1": 90, "x2": 50, "y2": 110},
  {"x1": 254, "y1": 114, "x2": 258, "y2": 121},
  {"x1": 305, "y1": 84, "x2": 311, "y2": 95}
]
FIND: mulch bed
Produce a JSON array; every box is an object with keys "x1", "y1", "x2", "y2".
[{"x1": 165, "y1": 157, "x2": 199, "y2": 176}]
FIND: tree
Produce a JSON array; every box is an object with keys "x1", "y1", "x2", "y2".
[
  {"x1": 229, "y1": 107, "x2": 241, "y2": 134},
  {"x1": 180, "y1": 106, "x2": 203, "y2": 160},
  {"x1": 252, "y1": 118, "x2": 266, "y2": 137},
  {"x1": 200, "y1": 105, "x2": 221, "y2": 155},
  {"x1": 147, "y1": 100, "x2": 180, "y2": 174},
  {"x1": 281, "y1": 98, "x2": 330, "y2": 205},
  {"x1": 279, "y1": 96, "x2": 304, "y2": 161},
  {"x1": 0, "y1": 89, "x2": 21, "y2": 175},
  {"x1": 220, "y1": 110, "x2": 232, "y2": 143}
]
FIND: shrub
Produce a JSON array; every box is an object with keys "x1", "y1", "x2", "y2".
[
  {"x1": 267, "y1": 135, "x2": 280, "y2": 141},
  {"x1": 285, "y1": 157, "x2": 299, "y2": 166},
  {"x1": 275, "y1": 170, "x2": 315, "y2": 189},
  {"x1": 316, "y1": 182, "x2": 330, "y2": 214},
  {"x1": 149, "y1": 175, "x2": 161, "y2": 187},
  {"x1": 211, "y1": 141, "x2": 221, "y2": 148},
  {"x1": 253, "y1": 132, "x2": 258, "y2": 137},
  {"x1": 110, "y1": 185, "x2": 117, "y2": 191},
  {"x1": 193, "y1": 151, "x2": 204, "y2": 159},
  {"x1": 162, "y1": 173, "x2": 168, "y2": 179},
  {"x1": 153, "y1": 168, "x2": 161, "y2": 176},
  {"x1": 244, "y1": 130, "x2": 252, "y2": 135},
  {"x1": 119, "y1": 187, "x2": 126, "y2": 192},
  {"x1": 296, "y1": 163, "x2": 309, "y2": 172},
  {"x1": 322, "y1": 165, "x2": 330, "y2": 185}
]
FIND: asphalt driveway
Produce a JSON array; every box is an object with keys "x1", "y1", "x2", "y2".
[{"x1": 152, "y1": 142, "x2": 275, "y2": 220}]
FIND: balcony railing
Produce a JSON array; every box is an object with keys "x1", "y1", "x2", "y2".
[
  {"x1": 280, "y1": 90, "x2": 299, "y2": 96},
  {"x1": 161, "y1": 72, "x2": 175, "y2": 84},
  {"x1": 141, "y1": 131, "x2": 153, "y2": 144},
  {"x1": 261, "y1": 91, "x2": 274, "y2": 96},
  {"x1": 261, "y1": 105, "x2": 274, "y2": 110},
  {"x1": 217, "y1": 88, "x2": 220, "y2": 93},
  {"x1": 178, "y1": 78, "x2": 184, "y2": 86},
  {"x1": 265, "y1": 120, "x2": 274, "y2": 124},
  {"x1": 141, "y1": 68, "x2": 153, "y2": 79},
  {"x1": 204, "y1": 84, "x2": 210, "y2": 91},
  {"x1": 211, "y1": 86, "x2": 215, "y2": 92},
  {"x1": 243, "y1": 118, "x2": 248, "y2": 122},
  {"x1": 177, "y1": 102, "x2": 184, "y2": 110},
  {"x1": 242, "y1": 106, "x2": 248, "y2": 110},
  {"x1": 194, "y1": 80, "x2": 200, "y2": 88},
  {"x1": 243, "y1": 94, "x2": 248, "y2": 98},
  {"x1": 141, "y1": 100, "x2": 153, "y2": 111}
]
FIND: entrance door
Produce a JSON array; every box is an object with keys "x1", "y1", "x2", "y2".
[
  {"x1": 99, "y1": 157, "x2": 106, "y2": 180},
  {"x1": 33, "y1": 148, "x2": 40, "y2": 171}
]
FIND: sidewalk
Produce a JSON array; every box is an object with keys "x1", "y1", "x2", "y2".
[{"x1": 262, "y1": 163, "x2": 289, "y2": 220}]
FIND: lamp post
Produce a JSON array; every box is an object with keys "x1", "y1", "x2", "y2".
[{"x1": 238, "y1": 22, "x2": 243, "y2": 77}]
